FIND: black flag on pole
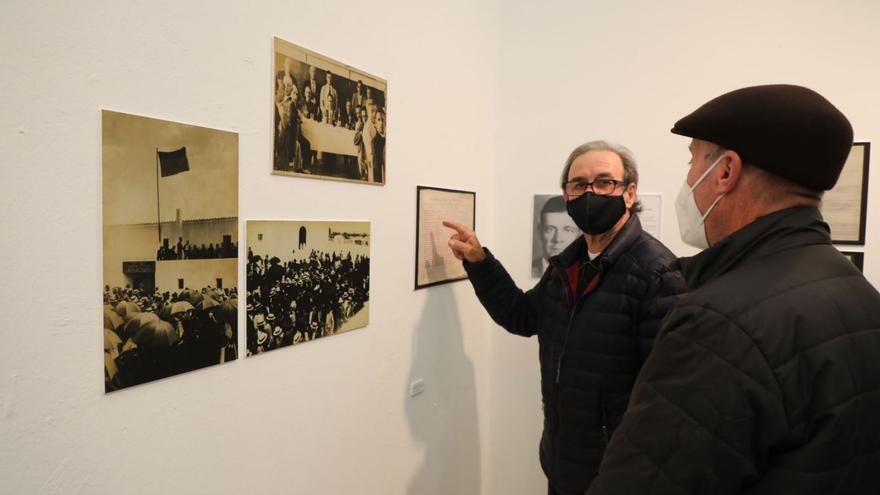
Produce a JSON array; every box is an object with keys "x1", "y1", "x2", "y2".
[{"x1": 157, "y1": 147, "x2": 190, "y2": 177}]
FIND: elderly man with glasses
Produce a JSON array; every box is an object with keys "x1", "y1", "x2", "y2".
[{"x1": 444, "y1": 140, "x2": 685, "y2": 495}]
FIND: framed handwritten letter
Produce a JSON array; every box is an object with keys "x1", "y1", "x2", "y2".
[
  {"x1": 415, "y1": 186, "x2": 476, "y2": 289},
  {"x1": 822, "y1": 142, "x2": 870, "y2": 244}
]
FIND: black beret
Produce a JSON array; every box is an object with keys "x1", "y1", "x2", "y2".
[{"x1": 671, "y1": 84, "x2": 853, "y2": 191}]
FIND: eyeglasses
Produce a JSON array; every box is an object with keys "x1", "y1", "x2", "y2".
[{"x1": 564, "y1": 178, "x2": 627, "y2": 196}]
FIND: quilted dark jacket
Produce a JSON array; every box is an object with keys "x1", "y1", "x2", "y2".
[
  {"x1": 588, "y1": 206, "x2": 880, "y2": 495},
  {"x1": 464, "y1": 214, "x2": 684, "y2": 494}
]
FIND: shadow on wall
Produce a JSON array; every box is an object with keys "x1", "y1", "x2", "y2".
[{"x1": 406, "y1": 285, "x2": 481, "y2": 495}]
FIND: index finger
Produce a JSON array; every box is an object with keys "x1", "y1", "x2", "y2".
[{"x1": 442, "y1": 220, "x2": 471, "y2": 236}]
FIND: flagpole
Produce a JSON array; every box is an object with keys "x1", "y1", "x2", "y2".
[{"x1": 156, "y1": 148, "x2": 161, "y2": 245}]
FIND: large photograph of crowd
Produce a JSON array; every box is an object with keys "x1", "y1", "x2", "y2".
[
  {"x1": 102, "y1": 110, "x2": 239, "y2": 392},
  {"x1": 246, "y1": 220, "x2": 370, "y2": 356},
  {"x1": 273, "y1": 37, "x2": 387, "y2": 185}
]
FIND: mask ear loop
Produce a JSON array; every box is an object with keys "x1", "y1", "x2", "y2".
[
  {"x1": 690, "y1": 153, "x2": 726, "y2": 193},
  {"x1": 689, "y1": 153, "x2": 727, "y2": 227},
  {"x1": 698, "y1": 193, "x2": 724, "y2": 225}
]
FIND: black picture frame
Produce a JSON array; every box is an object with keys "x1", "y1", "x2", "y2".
[
  {"x1": 840, "y1": 251, "x2": 865, "y2": 273},
  {"x1": 822, "y1": 142, "x2": 870, "y2": 245},
  {"x1": 414, "y1": 185, "x2": 476, "y2": 290}
]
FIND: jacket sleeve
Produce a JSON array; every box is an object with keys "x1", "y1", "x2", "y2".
[
  {"x1": 586, "y1": 305, "x2": 788, "y2": 495},
  {"x1": 463, "y1": 248, "x2": 543, "y2": 337},
  {"x1": 636, "y1": 266, "x2": 686, "y2": 363}
]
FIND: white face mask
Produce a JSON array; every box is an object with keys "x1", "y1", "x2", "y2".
[{"x1": 675, "y1": 154, "x2": 726, "y2": 249}]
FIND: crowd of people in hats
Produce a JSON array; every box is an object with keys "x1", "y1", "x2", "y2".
[
  {"x1": 103, "y1": 285, "x2": 238, "y2": 391},
  {"x1": 245, "y1": 248, "x2": 369, "y2": 356},
  {"x1": 156, "y1": 237, "x2": 238, "y2": 261}
]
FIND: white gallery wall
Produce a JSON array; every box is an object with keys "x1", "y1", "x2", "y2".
[
  {"x1": 2, "y1": 1, "x2": 880, "y2": 494},
  {"x1": 0, "y1": 0, "x2": 499, "y2": 494}
]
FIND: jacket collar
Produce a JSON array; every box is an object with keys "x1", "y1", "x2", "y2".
[
  {"x1": 676, "y1": 206, "x2": 831, "y2": 290},
  {"x1": 552, "y1": 212, "x2": 644, "y2": 270}
]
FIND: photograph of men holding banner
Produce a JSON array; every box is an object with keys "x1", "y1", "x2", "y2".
[
  {"x1": 101, "y1": 110, "x2": 239, "y2": 392},
  {"x1": 273, "y1": 37, "x2": 387, "y2": 185}
]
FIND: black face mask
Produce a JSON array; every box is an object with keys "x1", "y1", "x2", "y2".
[{"x1": 566, "y1": 192, "x2": 627, "y2": 235}]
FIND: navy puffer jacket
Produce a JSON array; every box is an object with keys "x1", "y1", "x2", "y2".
[{"x1": 464, "y1": 214, "x2": 685, "y2": 494}]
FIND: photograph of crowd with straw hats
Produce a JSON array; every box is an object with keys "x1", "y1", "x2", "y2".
[{"x1": 246, "y1": 220, "x2": 370, "y2": 356}]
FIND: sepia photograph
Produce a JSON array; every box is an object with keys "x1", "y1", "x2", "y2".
[
  {"x1": 821, "y1": 142, "x2": 870, "y2": 244},
  {"x1": 245, "y1": 220, "x2": 370, "y2": 356},
  {"x1": 531, "y1": 194, "x2": 579, "y2": 278},
  {"x1": 102, "y1": 110, "x2": 239, "y2": 393},
  {"x1": 273, "y1": 37, "x2": 387, "y2": 185},
  {"x1": 415, "y1": 186, "x2": 475, "y2": 289}
]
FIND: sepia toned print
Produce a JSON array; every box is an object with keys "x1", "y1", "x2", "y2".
[
  {"x1": 273, "y1": 37, "x2": 387, "y2": 185},
  {"x1": 246, "y1": 220, "x2": 370, "y2": 356},
  {"x1": 102, "y1": 110, "x2": 239, "y2": 392}
]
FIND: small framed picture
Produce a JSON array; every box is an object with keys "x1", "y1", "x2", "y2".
[
  {"x1": 840, "y1": 251, "x2": 864, "y2": 272},
  {"x1": 821, "y1": 142, "x2": 870, "y2": 244},
  {"x1": 636, "y1": 193, "x2": 662, "y2": 240},
  {"x1": 415, "y1": 186, "x2": 476, "y2": 289}
]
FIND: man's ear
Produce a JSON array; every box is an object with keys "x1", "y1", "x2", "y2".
[
  {"x1": 624, "y1": 182, "x2": 637, "y2": 209},
  {"x1": 716, "y1": 151, "x2": 743, "y2": 194}
]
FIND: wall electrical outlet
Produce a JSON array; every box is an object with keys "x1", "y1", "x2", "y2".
[{"x1": 409, "y1": 378, "x2": 425, "y2": 397}]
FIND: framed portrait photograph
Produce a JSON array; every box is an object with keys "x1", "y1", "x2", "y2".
[
  {"x1": 102, "y1": 110, "x2": 239, "y2": 393},
  {"x1": 272, "y1": 37, "x2": 387, "y2": 185},
  {"x1": 415, "y1": 186, "x2": 475, "y2": 289},
  {"x1": 821, "y1": 142, "x2": 870, "y2": 244},
  {"x1": 531, "y1": 194, "x2": 578, "y2": 278},
  {"x1": 840, "y1": 251, "x2": 865, "y2": 273},
  {"x1": 245, "y1": 220, "x2": 370, "y2": 356}
]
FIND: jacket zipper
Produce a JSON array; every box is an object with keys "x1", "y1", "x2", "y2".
[
  {"x1": 600, "y1": 398, "x2": 610, "y2": 447},
  {"x1": 551, "y1": 259, "x2": 575, "y2": 385},
  {"x1": 549, "y1": 260, "x2": 577, "y2": 484},
  {"x1": 556, "y1": 307, "x2": 578, "y2": 384},
  {"x1": 548, "y1": 255, "x2": 603, "y2": 483},
  {"x1": 555, "y1": 260, "x2": 599, "y2": 384}
]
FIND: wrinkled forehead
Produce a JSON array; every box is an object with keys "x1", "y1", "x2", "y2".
[
  {"x1": 688, "y1": 138, "x2": 721, "y2": 158},
  {"x1": 568, "y1": 150, "x2": 624, "y2": 180}
]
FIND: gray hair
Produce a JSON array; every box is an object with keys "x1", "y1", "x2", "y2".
[{"x1": 560, "y1": 140, "x2": 642, "y2": 213}]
